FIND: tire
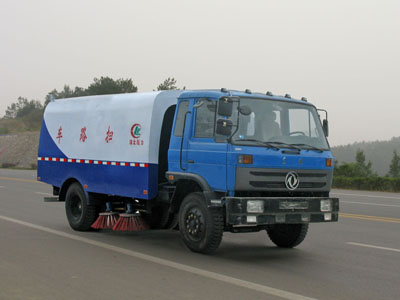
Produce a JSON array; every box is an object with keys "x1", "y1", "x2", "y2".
[
  {"x1": 179, "y1": 192, "x2": 223, "y2": 254},
  {"x1": 266, "y1": 223, "x2": 309, "y2": 248},
  {"x1": 65, "y1": 183, "x2": 98, "y2": 231}
]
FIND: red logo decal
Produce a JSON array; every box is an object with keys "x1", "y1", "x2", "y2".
[
  {"x1": 56, "y1": 126, "x2": 63, "y2": 143},
  {"x1": 129, "y1": 123, "x2": 144, "y2": 146},
  {"x1": 80, "y1": 127, "x2": 87, "y2": 142},
  {"x1": 131, "y1": 124, "x2": 142, "y2": 138},
  {"x1": 105, "y1": 126, "x2": 114, "y2": 143}
]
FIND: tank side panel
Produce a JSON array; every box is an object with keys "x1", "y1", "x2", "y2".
[
  {"x1": 38, "y1": 92, "x2": 162, "y2": 199},
  {"x1": 43, "y1": 92, "x2": 159, "y2": 163}
]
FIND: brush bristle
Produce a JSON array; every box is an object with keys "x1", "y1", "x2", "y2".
[
  {"x1": 91, "y1": 212, "x2": 119, "y2": 229},
  {"x1": 112, "y1": 213, "x2": 148, "y2": 231}
]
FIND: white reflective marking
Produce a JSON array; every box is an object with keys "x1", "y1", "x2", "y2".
[
  {"x1": 68, "y1": 159, "x2": 73, "y2": 162},
  {"x1": 130, "y1": 163, "x2": 135, "y2": 167},
  {"x1": 60, "y1": 158, "x2": 66, "y2": 162},
  {"x1": 332, "y1": 192, "x2": 400, "y2": 200},
  {"x1": 85, "y1": 160, "x2": 90, "y2": 164},
  {"x1": 0, "y1": 215, "x2": 317, "y2": 300},
  {"x1": 348, "y1": 242, "x2": 400, "y2": 253},
  {"x1": 94, "y1": 161, "x2": 99, "y2": 164},
  {"x1": 37, "y1": 157, "x2": 41, "y2": 161},
  {"x1": 45, "y1": 157, "x2": 50, "y2": 161},
  {"x1": 140, "y1": 163, "x2": 145, "y2": 167},
  {"x1": 341, "y1": 201, "x2": 400, "y2": 208},
  {"x1": 211, "y1": 200, "x2": 221, "y2": 204},
  {"x1": 52, "y1": 158, "x2": 57, "y2": 161},
  {"x1": 102, "y1": 162, "x2": 108, "y2": 165},
  {"x1": 35, "y1": 192, "x2": 53, "y2": 196},
  {"x1": 111, "y1": 162, "x2": 116, "y2": 166}
]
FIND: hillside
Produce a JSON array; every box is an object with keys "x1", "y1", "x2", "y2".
[
  {"x1": 332, "y1": 137, "x2": 400, "y2": 176},
  {"x1": 0, "y1": 132, "x2": 39, "y2": 169}
]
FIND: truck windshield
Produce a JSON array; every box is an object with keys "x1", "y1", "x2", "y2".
[{"x1": 231, "y1": 98, "x2": 329, "y2": 151}]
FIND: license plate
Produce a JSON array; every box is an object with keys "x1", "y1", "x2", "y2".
[{"x1": 279, "y1": 201, "x2": 309, "y2": 210}]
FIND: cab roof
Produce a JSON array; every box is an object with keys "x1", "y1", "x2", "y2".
[{"x1": 178, "y1": 89, "x2": 314, "y2": 106}]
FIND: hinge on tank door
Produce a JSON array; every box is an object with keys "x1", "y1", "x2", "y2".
[{"x1": 158, "y1": 185, "x2": 176, "y2": 204}]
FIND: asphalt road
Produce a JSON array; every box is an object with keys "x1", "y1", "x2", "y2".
[{"x1": 1, "y1": 169, "x2": 399, "y2": 300}]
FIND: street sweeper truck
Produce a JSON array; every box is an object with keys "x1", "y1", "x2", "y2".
[{"x1": 37, "y1": 89, "x2": 339, "y2": 253}]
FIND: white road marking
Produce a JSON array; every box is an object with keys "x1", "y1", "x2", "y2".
[
  {"x1": 332, "y1": 192, "x2": 400, "y2": 200},
  {"x1": 341, "y1": 201, "x2": 400, "y2": 208},
  {"x1": 347, "y1": 242, "x2": 400, "y2": 253},
  {"x1": 35, "y1": 192, "x2": 53, "y2": 196},
  {"x1": 0, "y1": 215, "x2": 317, "y2": 300}
]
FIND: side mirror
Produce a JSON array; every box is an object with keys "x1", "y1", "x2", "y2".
[
  {"x1": 323, "y1": 119, "x2": 329, "y2": 137},
  {"x1": 216, "y1": 119, "x2": 233, "y2": 136},
  {"x1": 217, "y1": 97, "x2": 234, "y2": 117}
]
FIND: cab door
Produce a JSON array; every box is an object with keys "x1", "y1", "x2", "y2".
[{"x1": 186, "y1": 99, "x2": 228, "y2": 192}]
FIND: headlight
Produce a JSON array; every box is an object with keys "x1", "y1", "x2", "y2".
[
  {"x1": 320, "y1": 199, "x2": 332, "y2": 212},
  {"x1": 247, "y1": 200, "x2": 264, "y2": 213}
]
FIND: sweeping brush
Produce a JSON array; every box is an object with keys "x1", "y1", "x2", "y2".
[
  {"x1": 91, "y1": 202, "x2": 119, "y2": 229},
  {"x1": 112, "y1": 202, "x2": 148, "y2": 231}
]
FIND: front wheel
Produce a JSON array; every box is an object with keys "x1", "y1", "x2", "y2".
[
  {"x1": 266, "y1": 223, "x2": 309, "y2": 248},
  {"x1": 179, "y1": 192, "x2": 223, "y2": 254},
  {"x1": 65, "y1": 183, "x2": 98, "y2": 231}
]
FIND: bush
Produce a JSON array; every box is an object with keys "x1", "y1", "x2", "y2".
[
  {"x1": 333, "y1": 176, "x2": 400, "y2": 192},
  {"x1": 0, "y1": 127, "x2": 8, "y2": 134},
  {"x1": 1, "y1": 163, "x2": 16, "y2": 168}
]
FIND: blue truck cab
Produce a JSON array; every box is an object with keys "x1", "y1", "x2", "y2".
[{"x1": 38, "y1": 89, "x2": 338, "y2": 254}]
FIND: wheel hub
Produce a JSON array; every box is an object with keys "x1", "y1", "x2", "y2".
[
  {"x1": 70, "y1": 195, "x2": 83, "y2": 220},
  {"x1": 185, "y1": 211, "x2": 203, "y2": 237}
]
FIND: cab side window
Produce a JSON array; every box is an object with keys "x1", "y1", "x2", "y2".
[
  {"x1": 174, "y1": 101, "x2": 189, "y2": 137},
  {"x1": 194, "y1": 99, "x2": 216, "y2": 138}
]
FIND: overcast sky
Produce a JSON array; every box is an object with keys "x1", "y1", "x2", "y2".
[{"x1": 0, "y1": 0, "x2": 399, "y2": 146}]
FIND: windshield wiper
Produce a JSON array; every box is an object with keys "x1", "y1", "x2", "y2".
[
  {"x1": 290, "y1": 143, "x2": 324, "y2": 153},
  {"x1": 233, "y1": 139, "x2": 280, "y2": 150},
  {"x1": 267, "y1": 141, "x2": 301, "y2": 151}
]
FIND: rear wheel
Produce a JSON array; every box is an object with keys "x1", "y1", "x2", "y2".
[
  {"x1": 266, "y1": 223, "x2": 309, "y2": 248},
  {"x1": 179, "y1": 192, "x2": 223, "y2": 254},
  {"x1": 65, "y1": 183, "x2": 98, "y2": 231}
]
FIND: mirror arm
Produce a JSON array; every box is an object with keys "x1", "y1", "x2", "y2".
[{"x1": 227, "y1": 99, "x2": 241, "y2": 143}]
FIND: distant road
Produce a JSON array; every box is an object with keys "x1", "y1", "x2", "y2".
[{"x1": 1, "y1": 169, "x2": 400, "y2": 300}]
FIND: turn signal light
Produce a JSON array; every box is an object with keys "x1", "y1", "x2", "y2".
[
  {"x1": 238, "y1": 155, "x2": 253, "y2": 164},
  {"x1": 326, "y1": 158, "x2": 332, "y2": 167}
]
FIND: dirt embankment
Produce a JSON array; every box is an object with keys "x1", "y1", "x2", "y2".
[{"x1": 0, "y1": 132, "x2": 40, "y2": 169}]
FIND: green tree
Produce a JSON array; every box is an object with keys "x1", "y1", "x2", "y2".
[
  {"x1": 157, "y1": 77, "x2": 178, "y2": 90},
  {"x1": 388, "y1": 150, "x2": 400, "y2": 177},
  {"x1": 44, "y1": 77, "x2": 138, "y2": 106},
  {"x1": 4, "y1": 97, "x2": 43, "y2": 119},
  {"x1": 86, "y1": 77, "x2": 137, "y2": 95},
  {"x1": 334, "y1": 150, "x2": 374, "y2": 177},
  {"x1": 45, "y1": 85, "x2": 86, "y2": 105},
  {"x1": 355, "y1": 149, "x2": 374, "y2": 177}
]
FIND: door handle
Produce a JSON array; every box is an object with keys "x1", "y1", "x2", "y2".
[{"x1": 188, "y1": 160, "x2": 195, "y2": 163}]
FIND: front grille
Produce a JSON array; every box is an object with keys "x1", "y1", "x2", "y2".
[
  {"x1": 236, "y1": 167, "x2": 332, "y2": 192},
  {"x1": 249, "y1": 181, "x2": 326, "y2": 189},
  {"x1": 250, "y1": 171, "x2": 327, "y2": 178}
]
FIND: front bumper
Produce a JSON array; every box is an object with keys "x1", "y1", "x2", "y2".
[{"x1": 225, "y1": 197, "x2": 339, "y2": 226}]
